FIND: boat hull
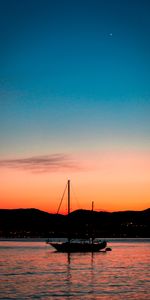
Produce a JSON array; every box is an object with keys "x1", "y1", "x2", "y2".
[{"x1": 49, "y1": 241, "x2": 107, "y2": 252}]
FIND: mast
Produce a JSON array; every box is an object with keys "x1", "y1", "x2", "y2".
[
  {"x1": 92, "y1": 201, "x2": 94, "y2": 212},
  {"x1": 67, "y1": 179, "x2": 71, "y2": 242},
  {"x1": 91, "y1": 201, "x2": 94, "y2": 245},
  {"x1": 68, "y1": 179, "x2": 70, "y2": 215}
]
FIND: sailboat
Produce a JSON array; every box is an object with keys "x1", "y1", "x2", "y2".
[{"x1": 48, "y1": 180, "x2": 108, "y2": 252}]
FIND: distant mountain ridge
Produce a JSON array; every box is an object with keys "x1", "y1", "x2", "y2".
[{"x1": 0, "y1": 208, "x2": 150, "y2": 238}]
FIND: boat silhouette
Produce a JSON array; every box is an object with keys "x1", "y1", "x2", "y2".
[{"x1": 48, "y1": 180, "x2": 108, "y2": 252}]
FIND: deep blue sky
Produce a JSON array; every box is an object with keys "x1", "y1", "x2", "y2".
[{"x1": 0, "y1": 0, "x2": 150, "y2": 156}]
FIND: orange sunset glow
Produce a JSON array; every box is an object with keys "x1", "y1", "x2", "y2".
[{"x1": 0, "y1": 150, "x2": 149, "y2": 213}]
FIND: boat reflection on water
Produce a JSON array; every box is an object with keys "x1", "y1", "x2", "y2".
[{"x1": 64, "y1": 250, "x2": 109, "y2": 299}]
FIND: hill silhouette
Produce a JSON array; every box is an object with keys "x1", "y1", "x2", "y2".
[{"x1": 0, "y1": 208, "x2": 150, "y2": 238}]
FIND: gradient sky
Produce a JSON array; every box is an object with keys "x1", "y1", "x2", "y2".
[{"x1": 0, "y1": 0, "x2": 150, "y2": 213}]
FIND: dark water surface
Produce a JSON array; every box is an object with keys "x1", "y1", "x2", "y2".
[{"x1": 0, "y1": 239, "x2": 150, "y2": 299}]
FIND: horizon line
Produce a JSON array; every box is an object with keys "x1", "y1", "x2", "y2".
[{"x1": 0, "y1": 207, "x2": 149, "y2": 215}]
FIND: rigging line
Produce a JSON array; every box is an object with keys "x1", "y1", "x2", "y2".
[{"x1": 57, "y1": 182, "x2": 68, "y2": 214}]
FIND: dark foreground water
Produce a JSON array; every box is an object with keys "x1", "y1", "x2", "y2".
[{"x1": 0, "y1": 239, "x2": 150, "y2": 299}]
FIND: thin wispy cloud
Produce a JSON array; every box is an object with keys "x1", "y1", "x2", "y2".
[{"x1": 0, "y1": 154, "x2": 80, "y2": 173}]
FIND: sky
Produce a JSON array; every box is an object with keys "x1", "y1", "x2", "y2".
[{"x1": 0, "y1": 0, "x2": 150, "y2": 213}]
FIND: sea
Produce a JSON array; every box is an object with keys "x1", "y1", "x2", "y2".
[{"x1": 0, "y1": 239, "x2": 150, "y2": 299}]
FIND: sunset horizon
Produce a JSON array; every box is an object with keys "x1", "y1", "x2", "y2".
[{"x1": 1, "y1": 205, "x2": 150, "y2": 216}]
